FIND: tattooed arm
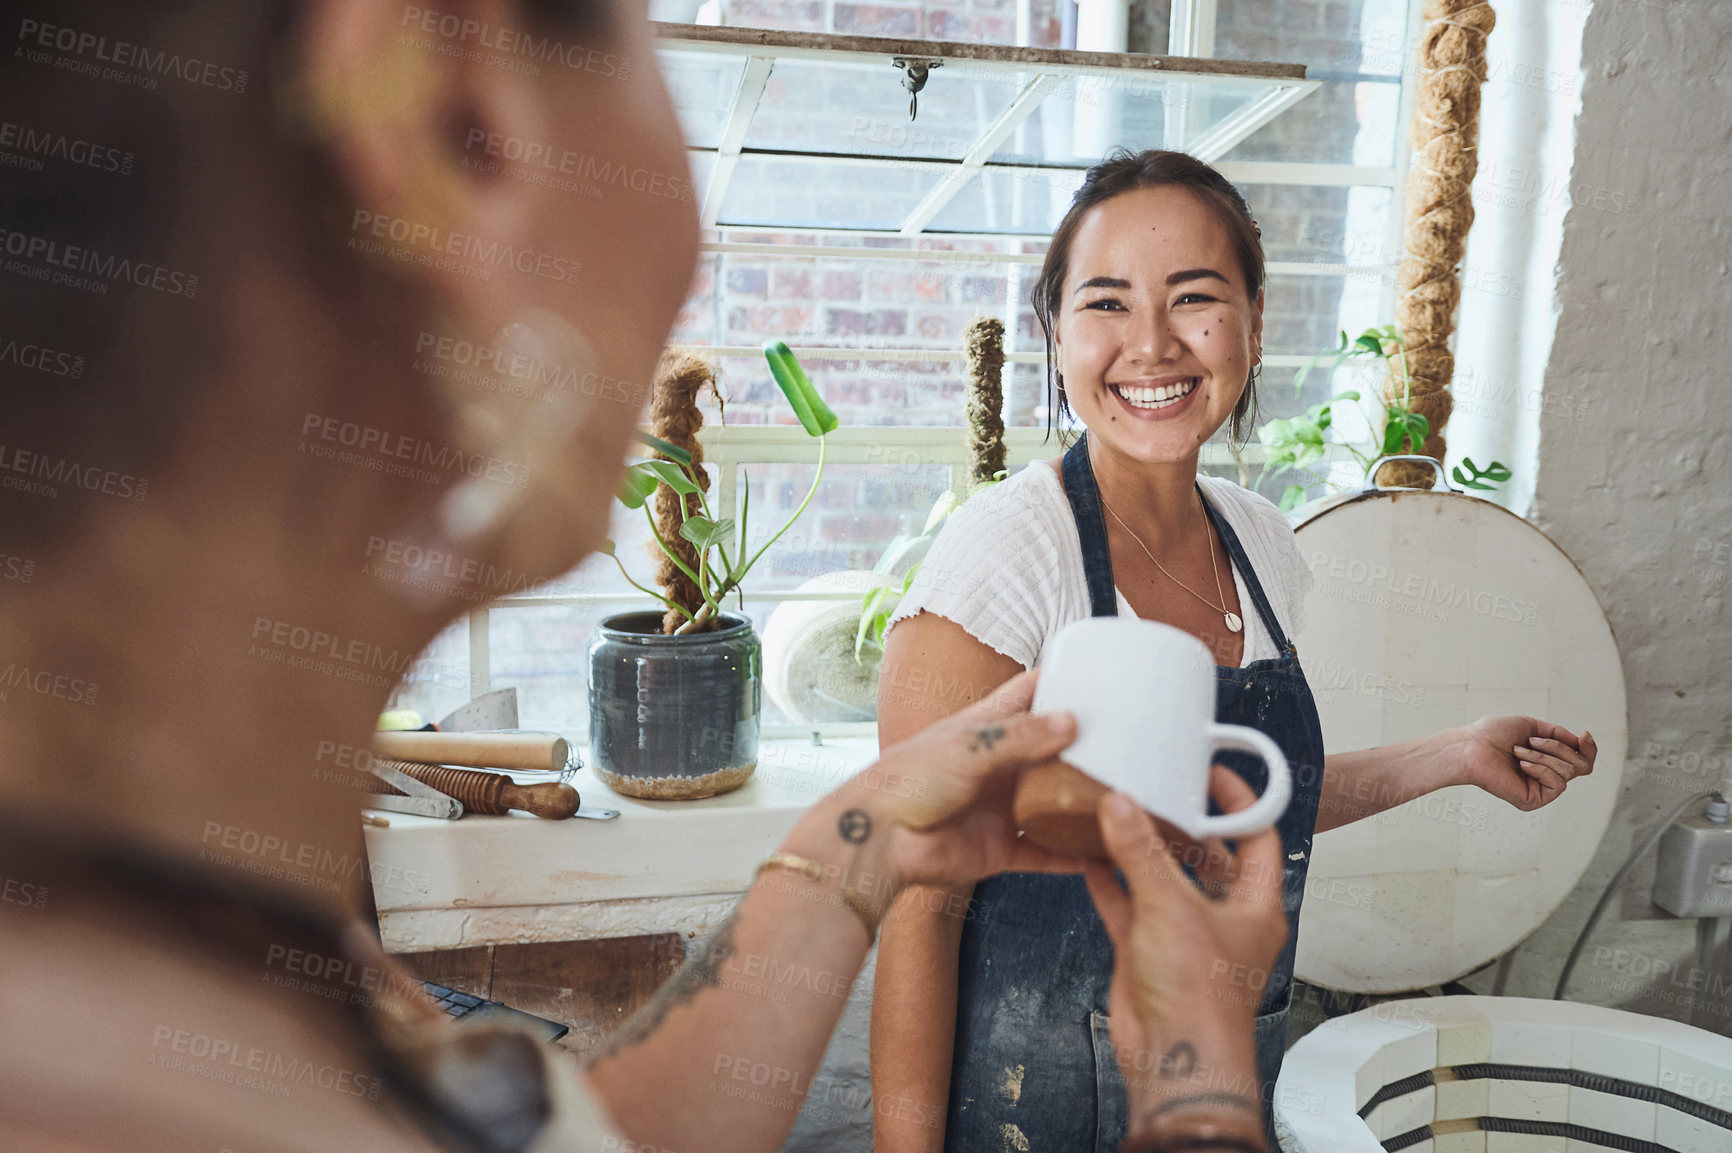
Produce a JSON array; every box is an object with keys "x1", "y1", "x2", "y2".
[
  {"x1": 583, "y1": 670, "x2": 1079, "y2": 1153},
  {"x1": 1083, "y1": 775, "x2": 1289, "y2": 1153}
]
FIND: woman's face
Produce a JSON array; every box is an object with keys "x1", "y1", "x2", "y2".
[{"x1": 1053, "y1": 186, "x2": 1263, "y2": 464}]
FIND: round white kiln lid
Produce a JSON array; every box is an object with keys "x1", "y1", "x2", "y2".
[{"x1": 1291, "y1": 490, "x2": 1626, "y2": 993}]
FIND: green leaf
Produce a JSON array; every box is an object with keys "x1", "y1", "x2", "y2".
[
  {"x1": 778, "y1": 342, "x2": 839, "y2": 435},
  {"x1": 1381, "y1": 420, "x2": 1408, "y2": 457},
  {"x1": 1354, "y1": 331, "x2": 1385, "y2": 356},
  {"x1": 639, "y1": 432, "x2": 693, "y2": 467},
  {"x1": 1381, "y1": 406, "x2": 1428, "y2": 455},
  {"x1": 618, "y1": 464, "x2": 660, "y2": 509},
  {"x1": 854, "y1": 585, "x2": 900, "y2": 662},
  {"x1": 1452, "y1": 465, "x2": 1493, "y2": 490},
  {"x1": 731, "y1": 467, "x2": 751, "y2": 583},
  {"x1": 763, "y1": 342, "x2": 820, "y2": 435},
  {"x1": 854, "y1": 606, "x2": 878, "y2": 661},
  {"x1": 1279, "y1": 484, "x2": 1309, "y2": 512},
  {"x1": 640, "y1": 458, "x2": 700, "y2": 496},
  {"x1": 764, "y1": 342, "x2": 839, "y2": 436},
  {"x1": 922, "y1": 490, "x2": 961, "y2": 535},
  {"x1": 1452, "y1": 457, "x2": 1513, "y2": 491},
  {"x1": 873, "y1": 532, "x2": 917, "y2": 575},
  {"x1": 598, "y1": 538, "x2": 617, "y2": 556},
  {"x1": 679, "y1": 515, "x2": 736, "y2": 554}
]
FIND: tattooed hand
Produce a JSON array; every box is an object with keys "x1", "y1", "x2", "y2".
[
  {"x1": 1083, "y1": 772, "x2": 1286, "y2": 1137},
  {"x1": 789, "y1": 668, "x2": 1083, "y2": 894}
]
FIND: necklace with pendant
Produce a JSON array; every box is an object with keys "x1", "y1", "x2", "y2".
[{"x1": 1098, "y1": 490, "x2": 1243, "y2": 634}]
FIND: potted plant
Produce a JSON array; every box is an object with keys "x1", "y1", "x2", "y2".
[
  {"x1": 586, "y1": 343, "x2": 837, "y2": 799},
  {"x1": 1257, "y1": 325, "x2": 1512, "y2": 512}
]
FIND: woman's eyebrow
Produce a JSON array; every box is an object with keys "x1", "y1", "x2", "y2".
[
  {"x1": 1166, "y1": 267, "x2": 1230, "y2": 286},
  {"x1": 1074, "y1": 276, "x2": 1131, "y2": 291}
]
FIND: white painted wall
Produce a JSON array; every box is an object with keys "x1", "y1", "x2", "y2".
[
  {"x1": 1451, "y1": 0, "x2": 1592, "y2": 516},
  {"x1": 1466, "y1": 0, "x2": 1732, "y2": 1023}
]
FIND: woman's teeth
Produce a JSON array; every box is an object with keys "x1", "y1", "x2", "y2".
[{"x1": 1113, "y1": 379, "x2": 1198, "y2": 410}]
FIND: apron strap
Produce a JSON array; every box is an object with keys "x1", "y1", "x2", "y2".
[
  {"x1": 1197, "y1": 490, "x2": 1294, "y2": 655},
  {"x1": 1060, "y1": 433, "x2": 1120, "y2": 619}
]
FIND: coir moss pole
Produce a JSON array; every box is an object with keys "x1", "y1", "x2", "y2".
[
  {"x1": 650, "y1": 352, "x2": 715, "y2": 633},
  {"x1": 964, "y1": 316, "x2": 1006, "y2": 487},
  {"x1": 1379, "y1": 0, "x2": 1495, "y2": 489}
]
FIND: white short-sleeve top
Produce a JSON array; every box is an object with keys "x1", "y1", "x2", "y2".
[{"x1": 885, "y1": 462, "x2": 1313, "y2": 669}]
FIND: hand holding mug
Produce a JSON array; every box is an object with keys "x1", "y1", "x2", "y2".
[
  {"x1": 1085, "y1": 770, "x2": 1288, "y2": 1150},
  {"x1": 1015, "y1": 619, "x2": 1292, "y2": 857}
]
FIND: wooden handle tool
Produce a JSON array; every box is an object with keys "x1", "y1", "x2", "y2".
[
  {"x1": 375, "y1": 759, "x2": 581, "y2": 819},
  {"x1": 372, "y1": 730, "x2": 570, "y2": 774}
]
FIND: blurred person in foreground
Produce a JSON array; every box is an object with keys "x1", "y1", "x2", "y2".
[{"x1": 0, "y1": 1, "x2": 1283, "y2": 1151}]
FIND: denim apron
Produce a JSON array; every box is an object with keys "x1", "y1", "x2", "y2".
[{"x1": 942, "y1": 434, "x2": 1325, "y2": 1152}]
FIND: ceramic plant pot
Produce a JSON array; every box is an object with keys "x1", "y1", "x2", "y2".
[{"x1": 586, "y1": 610, "x2": 761, "y2": 800}]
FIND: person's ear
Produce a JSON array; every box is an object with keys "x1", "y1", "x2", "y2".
[
  {"x1": 297, "y1": 0, "x2": 541, "y2": 323},
  {"x1": 1249, "y1": 286, "x2": 1265, "y2": 367}
]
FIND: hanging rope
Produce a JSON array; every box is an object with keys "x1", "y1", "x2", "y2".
[
  {"x1": 1378, "y1": 0, "x2": 1496, "y2": 488},
  {"x1": 963, "y1": 316, "x2": 1007, "y2": 487},
  {"x1": 650, "y1": 351, "x2": 716, "y2": 633}
]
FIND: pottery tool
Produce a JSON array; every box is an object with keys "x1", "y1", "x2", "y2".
[
  {"x1": 370, "y1": 759, "x2": 581, "y2": 819},
  {"x1": 365, "y1": 687, "x2": 617, "y2": 819},
  {"x1": 372, "y1": 729, "x2": 571, "y2": 774},
  {"x1": 437, "y1": 688, "x2": 521, "y2": 734},
  {"x1": 365, "y1": 761, "x2": 465, "y2": 820}
]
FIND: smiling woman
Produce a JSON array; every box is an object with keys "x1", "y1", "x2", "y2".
[{"x1": 871, "y1": 148, "x2": 1598, "y2": 1153}]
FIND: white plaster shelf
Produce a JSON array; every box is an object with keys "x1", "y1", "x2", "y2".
[{"x1": 363, "y1": 735, "x2": 878, "y2": 952}]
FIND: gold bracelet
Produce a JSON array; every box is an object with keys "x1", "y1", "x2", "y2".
[{"x1": 757, "y1": 851, "x2": 881, "y2": 944}]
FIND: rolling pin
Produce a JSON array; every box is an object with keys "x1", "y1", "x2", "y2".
[
  {"x1": 374, "y1": 758, "x2": 581, "y2": 819},
  {"x1": 373, "y1": 730, "x2": 569, "y2": 774}
]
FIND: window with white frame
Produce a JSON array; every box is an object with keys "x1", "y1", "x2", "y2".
[{"x1": 394, "y1": 0, "x2": 1420, "y2": 738}]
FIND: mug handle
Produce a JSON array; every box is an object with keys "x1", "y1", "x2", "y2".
[{"x1": 1190, "y1": 724, "x2": 1292, "y2": 838}]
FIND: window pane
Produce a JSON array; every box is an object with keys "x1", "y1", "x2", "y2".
[
  {"x1": 928, "y1": 167, "x2": 1084, "y2": 235},
  {"x1": 1237, "y1": 183, "x2": 1395, "y2": 265},
  {"x1": 737, "y1": 461, "x2": 953, "y2": 590},
  {"x1": 990, "y1": 71, "x2": 1281, "y2": 166},
  {"x1": 1215, "y1": 0, "x2": 1409, "y2": 166},
  {"x1": 718, "y1": 157, "x2": 946, "y2": 230},
  {"x1": 659, "y1": 50, "x2": 747, "y2": 150},
  {"x1": 491, "y1": 603, "x2": 598, "y2": 732},
  {"x1": 1221, "y1": 79, "x2": 1399, "y2": 166},
  {"x1": 1262, "y1": 272, "x2": 1355, "y2": 357},
  {"x1": 1215, "y1": 0, "x2": 1411, "y2": 79},
  {"x1": 388, "y1": 617, "x2": 470, "y2": 724}
]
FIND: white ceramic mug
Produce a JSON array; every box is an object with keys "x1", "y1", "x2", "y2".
[{"x1": 1031, "y1": 617, "x2": 1291, "y2": 838}]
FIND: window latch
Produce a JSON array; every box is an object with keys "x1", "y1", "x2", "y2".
[{"x1": 892, "y1": 57, "x2": 942, "y2": 121}]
